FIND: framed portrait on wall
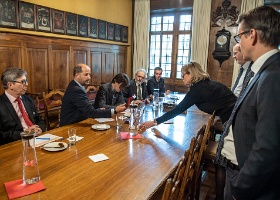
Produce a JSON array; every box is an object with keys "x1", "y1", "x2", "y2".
[
  {"x1": 66, "y1": 12, "x2": 77, "y2": 35},
  {"x1": 36, "y1": 5, "x2": 51, "y2": 32},
  {"x1": 98, "y1": 20, "x2": 106, "y2": 40},
  {"x1": 52, "y1": 9, "x2": 65, "y2": 34},
  {"x1": 107, "y1": 22, "x2": 114, "y2": 41},
  {"x1": 121, "y1": 25, "x2": 128, "y2": 43},
  {"x1": 78, "y1": 15, "x2": 88, "y2": 37},
  {"x1": 114, "y1": 24, "x2": 121, "y2": 42},
  {"x1": 19, "y1": 1, "x2": 35, "y2": 30},
  {"x1": 0, "y1": 0, "x2": 18, "y2": 28},
  {"x1": 89, "y1": 18, "x2": 98, "y2": 38}
]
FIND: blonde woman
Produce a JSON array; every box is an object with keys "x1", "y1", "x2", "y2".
[{"x1": 139, "y1": 61, "x2": 236, "y2": 130}]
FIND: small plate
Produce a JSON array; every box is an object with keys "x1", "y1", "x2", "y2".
[
  {"x1": 91, "y1": 124, "x2": 111, "y2": 130},
  {"x1": 43, "y1": 142, "x2": 68, "y2": 152}
]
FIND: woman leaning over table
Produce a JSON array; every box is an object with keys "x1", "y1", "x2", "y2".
[{"x1": 139, "y1": 61, "x2": 236, "y2": 130}]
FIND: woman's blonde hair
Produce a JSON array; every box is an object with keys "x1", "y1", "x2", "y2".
[{"x1": 181, "y1": 62, "x2": 210, "y2": 84}]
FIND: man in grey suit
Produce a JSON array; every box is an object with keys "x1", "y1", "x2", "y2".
[
  {"x1": 60, "y1": 64, "x2": 126, "y2": 126},
  {"x1": 221, "y1": 6, "x2": 280, "y2": 199},
  {"x1": 94, "y1": 73, "x2": 130, "y2": 109}
]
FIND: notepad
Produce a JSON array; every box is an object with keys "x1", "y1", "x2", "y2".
[
  {"x1": 89, "y1": 154, "x2": 109, "y2": 162},
  {"x1": 34, "y1": 133, "x2": 62, "y2": 147}
]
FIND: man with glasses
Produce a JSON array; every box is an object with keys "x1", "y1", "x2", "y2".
[
  {"x1": 94, "y1": 73, "x2": 130, "y2": 109},
  {"x1": 0, "y1": 68, "x2": 46, "y2": 145},
  {"x1": 123, "y1": 68, "x2": 149, "y2": 104},
  {"x1": 221, "y1": 6, "x2": 280, "y2": 199}
]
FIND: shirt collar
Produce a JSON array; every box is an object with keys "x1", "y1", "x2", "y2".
[
  {"x1": 74, "y1": 79, "x2": 86, "y2": 91},
  {"x1": 5, "y1": 91, "x2": 18, "y2": 103}
]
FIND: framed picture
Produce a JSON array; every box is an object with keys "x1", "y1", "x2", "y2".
[
  {"x1": 114, "y1": 24, "x2": 121, "y2": 42},
  {"x1": 52, "y1": 9, "x2": 65, "y2": 34},
  {"x1": 78, "y1": 15, "x2": 88, "y2": 37},
  {"x1": 89, "y1": 18, "x2": 98, "y2": 38},
  {"x1": 107, "y1": 22, "x2": 114, "y2": 41},
  {"x1": 19, "y1": 1, "x2": 35, "y2": 30},
  {"x1": 66, "y1": 12, "x2": 77, "y2": 35},
  {"x1": 98, "y1": 20, "x2": 106, "y2": 40},
  {"x1": 0, "y1": 0, "x2": 18, "y2": 28},
  {"x1": 121, "y1": 26, "x2": 128, "y2": 43},
  {"x1": 36, "y1": 5, "x2": 51, "y2": 32}
]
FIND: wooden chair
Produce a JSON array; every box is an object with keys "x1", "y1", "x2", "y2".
[
  {"x1": 42, "y1": 90, "x2": 65, "y2": 130},
  {"x1": 161, "y1": 125, "x2": 205, "y2": 200},
  {"x1": 25, "y1": 92, "x2": 43, "y2": 111}
]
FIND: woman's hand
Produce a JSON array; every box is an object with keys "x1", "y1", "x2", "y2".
[{"x1": 138, "y1": 120, "x2": 156, "y2": 133}]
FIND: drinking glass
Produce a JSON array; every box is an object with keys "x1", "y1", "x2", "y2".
[
  {"x1": 116, "y1": 113, "x2": 126, "y2": 128},
  {"x1": 68, "y1": 127, "x2": 76, "y2": 146}
]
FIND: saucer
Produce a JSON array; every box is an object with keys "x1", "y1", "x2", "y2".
[
  {"x1": 91, "y1": 124, "x2": 111, "y2": 130},
  {"x1": 43, "y1": 142, "x2": 68, "y2": 152}
]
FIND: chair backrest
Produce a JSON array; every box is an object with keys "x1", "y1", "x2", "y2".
[{"x1": 42, "y1": 90, "x2": 65, "y2": 130}]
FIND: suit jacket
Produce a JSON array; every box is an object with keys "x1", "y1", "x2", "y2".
[
  {"x1": 0, "y1": 93, "x2": 46, "y2": 145},
  {"x1": 94, "y1": 82, "x2": 125, "y2": 109},
  {"x1": 60, "y1": 80, "x2": 111, "y2": 126},
  {"x1": 122, "y1": 79, "x2": 149, "y2": 102},
  {"x1": 147, "y1": 76, "x2": 166, "y2": 97},
  {"x1": 231, "y1": 52, "x2": 280, "y2": 199}
]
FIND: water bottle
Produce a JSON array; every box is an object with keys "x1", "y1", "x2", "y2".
[
  {"x1": 21, "y1": 131, "x2": 40, "y2": 184},
  {"x1": 153, "y1": 88, "x2": 159, "y2": 109}
]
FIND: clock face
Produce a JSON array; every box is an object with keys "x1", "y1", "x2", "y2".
[{"x1": 217, "y1": 35, "x2": 228, "y2": 46}]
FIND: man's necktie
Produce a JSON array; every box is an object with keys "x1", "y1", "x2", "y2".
[
  {"x1": 215, "y1": 69, "x2": 255, "y2": 160},
  {"x1": 16, "y1": 97, "x2": 34, "y2": 127},
  {"x1": 232, "y1": 67, "x2": 244, "y2": 92},
  {"x1": 137, "y1": 84, "x2": 142, "y2": 100}
]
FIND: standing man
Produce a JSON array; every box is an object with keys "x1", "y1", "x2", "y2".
[
  {"x1": 123, "y1": 68, "x2": 149, "y2": 104},
  {"x1": 231, "y1": 44, "x2": 252, "y2": 97},
  {"x1": 94, "y1": 73, "x2": 130, "y2": 109},
  {"x1": 147, "y1": 67, "x2": 170, "y2": 97},
  {"x1": 221, "y1": 6, "x2": 280, "y2": 199},
  {"x1": 60, "y1": 64, "x2": 126, "y2": 126},
  {"x1": 0, "y1": 68, "x2": 45, "y2": 145}
]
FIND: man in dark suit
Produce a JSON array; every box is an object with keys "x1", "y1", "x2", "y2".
[
  {"x1": 221, "y1": 6, "x2": 280, "y2": 199},
  {"x1": 123, "y1": 68, "x2": 149, "y2": 104},
  {"x1": 94, "y1": 73, "x2": 130, "y2": 109},
  {"x1": 147, "y1": 67, "x2": 170, "y2": 98},
  {"x1": 60, "y1": 64, "x2": 127, "y2": 126},
  {"x1": 0, "y1": 68, "x2": 46, "y2": 145}
]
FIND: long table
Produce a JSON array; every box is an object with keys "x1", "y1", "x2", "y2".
[{"x1": 0, "y1": 104, "x2": 210, "y2": 200}]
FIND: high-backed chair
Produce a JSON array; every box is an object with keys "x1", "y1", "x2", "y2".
[
  {"x1": 161, "y1": 125, "x2": 206, "y2": 200},
  {"x1": 42, "y1": 90, "x2": 65, "y2": 130}
]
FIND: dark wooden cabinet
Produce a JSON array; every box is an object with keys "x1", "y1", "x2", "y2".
[{"x1": 0, "y1": 33, "x2": 128, "y2": 94}]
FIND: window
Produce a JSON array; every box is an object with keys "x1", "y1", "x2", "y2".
[{"x1": 149, "y1": 11, "x2": 192, "y2": 80}]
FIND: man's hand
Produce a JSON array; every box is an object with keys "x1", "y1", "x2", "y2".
[
  {"x1": 26, "y1": 125, "x2": 42, "y2": 136},
  {"x1": 115, "y1": 103, "x2": 127, "y2": 113}
]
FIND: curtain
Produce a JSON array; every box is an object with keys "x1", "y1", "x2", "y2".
[
  {"x1": 133, "y1": 0, "x2": 150, "y2": 74},
  {"x1": 191, "y1": 0, "x2": 212, "y2": 71},
  {"x1": 231, "y1": 0, "x2": 264, "y2": 88}
]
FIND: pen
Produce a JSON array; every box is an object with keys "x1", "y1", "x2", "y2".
[{"x1": 36, "y1": 138, "x2": 50, "y2": 140}]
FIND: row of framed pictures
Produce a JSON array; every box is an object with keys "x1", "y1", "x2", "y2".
[{"x1": 0, "y1": 0, "x2": 128, "y2": 42}]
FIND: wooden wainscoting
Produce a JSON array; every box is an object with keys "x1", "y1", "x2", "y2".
[{"x1": 0, "y1": 32, "x2": 128, "y2": 94}]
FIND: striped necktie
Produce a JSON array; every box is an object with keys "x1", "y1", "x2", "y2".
[{"x1": 16, "y1": 97, "x2": 34, "y2": 127}]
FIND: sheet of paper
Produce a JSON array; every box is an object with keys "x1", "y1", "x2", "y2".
[
  {"x1": 34, "y1": 133, "x2": 62, "y2": 147},
  {"x1": 89, "y1": 154, "x2": 109, "y2": 162},
  {"x1": 94, "y1": 118, "x2": 114, "y2": 123},
  {"x1": 66, "y1": 135, "x2": 84, "y2": 142}
]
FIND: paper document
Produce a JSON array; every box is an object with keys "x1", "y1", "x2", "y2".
[{"x1": 34, "y1": 133, "x2": 62, "y2": 147}]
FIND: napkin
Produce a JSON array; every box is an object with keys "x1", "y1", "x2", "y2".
[
  {"x1": 89, "y1": 154, "x2": 109, "y2": 162},
  {"x1": 4, "y1": 179, "x2": 45, "y2": 199},
  {"x1": 120, "y1": 132, "x2": 142, "y2": 139},
  {"x1": 94, "y1": 118, "x2": 114, "y2": 123}
]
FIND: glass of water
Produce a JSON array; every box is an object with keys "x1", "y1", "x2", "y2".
[{"x1": 68, "y1": 127, "x2": 76, "y2": 146}]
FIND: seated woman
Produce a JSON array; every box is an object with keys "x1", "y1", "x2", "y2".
[
  {"x1": 94, "y1": 73, "x2": 130, "y2": 109},
  {"x1": 139, "y1": 61, "x2": 236, "y2": 130}
]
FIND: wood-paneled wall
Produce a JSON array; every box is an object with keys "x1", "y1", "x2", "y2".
[{"x1": 0, "y1": 32, "x2": 127, "y2": 94}]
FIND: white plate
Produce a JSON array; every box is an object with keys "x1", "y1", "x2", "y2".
[
  {"x1": 91, "y1": 124, "x2": 111, "y2": 130},
  {"x1": 43, "y1": 142, "x2": 68, "y2": 152}
]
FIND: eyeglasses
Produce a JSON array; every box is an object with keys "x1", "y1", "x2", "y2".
[
  {"x1": 136, "y1": 75, "x2": 145, "y2": 79},
  {"x1": 234, "y1": 30, "x2": 250, "y2": 43},
  {"x1": 11, "y1": 79, "x2": 28, "y2": 85}
]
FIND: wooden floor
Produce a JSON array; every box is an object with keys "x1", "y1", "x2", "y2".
[{"x1": 199, "y1": 166, "x2": 216, "y2": 200}]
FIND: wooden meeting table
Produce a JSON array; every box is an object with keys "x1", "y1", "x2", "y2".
[{"x1": 0, "y1": 104, "x2": 210, "y2": 200}]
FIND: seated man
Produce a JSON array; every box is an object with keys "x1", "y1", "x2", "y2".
[
  {"x1": 0, "y1": 68, "x2": 46, "y2": 145},
  {"x1": 147, "y1": 67, "x2": 170, "y2": 97},
  {"x1": 123, "y1": 68, "x2": 149, "y2": 104},
  {"x1": 94, "y1": 73, "x2": 130, "y2": 109},
  {"x1": 60, "y1": 63, "x2": 126, "y2": 126}
]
